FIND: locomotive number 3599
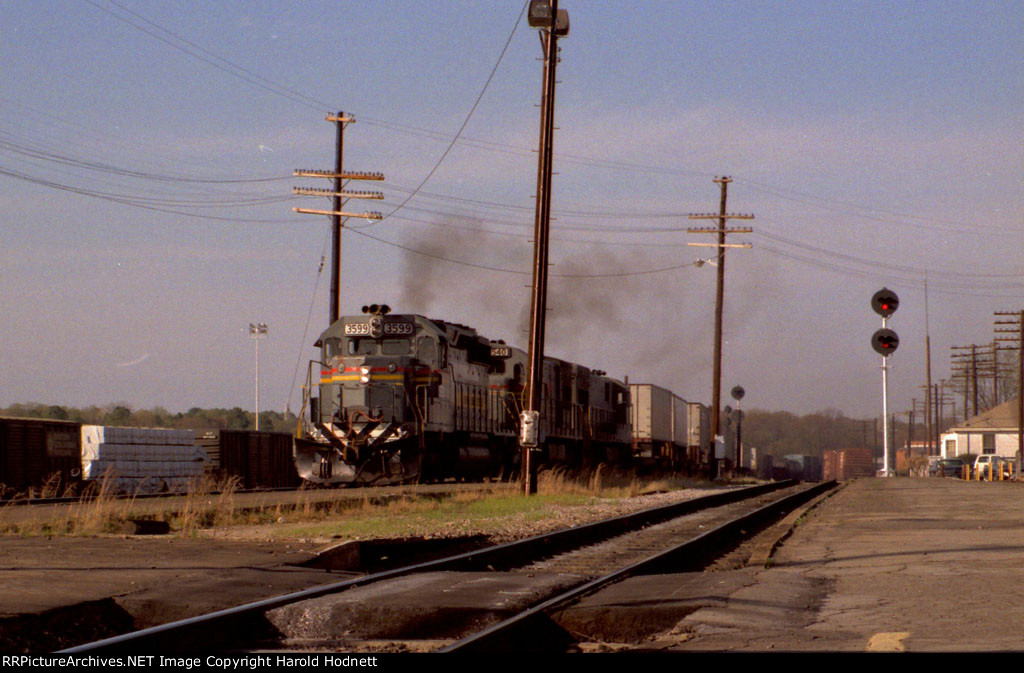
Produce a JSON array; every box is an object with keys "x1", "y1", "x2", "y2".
[{"x1": 344, "y1": 321, "x2": 413, "y2": 336}]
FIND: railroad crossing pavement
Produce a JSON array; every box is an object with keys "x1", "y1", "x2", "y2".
[{"x1": 560, "y1": 477, "x2": 1024, "y2": 652}]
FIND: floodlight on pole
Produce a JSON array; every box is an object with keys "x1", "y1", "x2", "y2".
[{"x1": 249, "y1": 322, "x2": 268, "y2": 431}]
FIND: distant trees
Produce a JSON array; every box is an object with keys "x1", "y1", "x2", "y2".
[
  {"x1": 0, "y1": 401, "x2": 923, "y2": 452},
  {"x1": 744, "y1": 408, "x2": 926, "y2": 460},
  {"x1": 0, "y1": 403, "x2": 297, "y2": 433}
]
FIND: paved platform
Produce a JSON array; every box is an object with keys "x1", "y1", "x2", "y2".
[{"x1": 562, "y1": 477, "x2": 1024, "y2": 652}]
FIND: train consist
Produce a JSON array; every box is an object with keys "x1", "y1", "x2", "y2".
[{"x1": 294, "y1": 305, "x2": 709, "y2": 485}]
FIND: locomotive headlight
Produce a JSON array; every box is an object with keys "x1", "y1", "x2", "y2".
[
  {"x1": 360, "y1": 365, "x2": 371, "y2": 384},
  {"x1": 387, "y1": 362, "x2": 397, "y2": 373}
]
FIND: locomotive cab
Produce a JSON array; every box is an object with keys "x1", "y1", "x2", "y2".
[{"x1": 298, "y1": 306, "x2": 442, "y2": 485}]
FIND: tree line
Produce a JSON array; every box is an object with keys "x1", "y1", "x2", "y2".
[
  {"x1": 0, "y1": 402, "x2": 297, "y2": 434},
  {"x1": 742, "y1": 408, "x2": 928, "y2": 460}
]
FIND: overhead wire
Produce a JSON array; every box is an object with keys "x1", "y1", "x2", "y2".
[
  {"x1": 14, "y1": 2, "x2": 1021, "y2": 292},
  {"x1": 374, "y1": 0, "x2": 529, "y2": 223}
]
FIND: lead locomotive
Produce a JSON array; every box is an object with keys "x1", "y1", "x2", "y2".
[{"x1": 294, "y1": 304, "x2": 631, "y2": 485}]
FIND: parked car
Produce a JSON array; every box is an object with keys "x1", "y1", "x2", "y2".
[
  {"x1": 934, "y1": 458, "x2": 964, "y2": 478},
  {"x1": 973, "y1": 455, "x2": 1011, "y2": 479}
]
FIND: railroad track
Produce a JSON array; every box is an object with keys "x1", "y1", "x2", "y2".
[{"x1": 61, "y1": 479, "x2": 835, "y2": 654}]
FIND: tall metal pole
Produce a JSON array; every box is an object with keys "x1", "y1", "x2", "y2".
[
  {"x1": 882, "y1": 314, "x2": 891, "y2": 477},
  {"x1": 522, "y1": 0, "x2": 563, "y2": 495},
  {"x1": 256, "y1": 334, "x2": 259, "y2": 432},
  {"x1": 249, "y1": 323, "x2": 267, "y2": 431}
]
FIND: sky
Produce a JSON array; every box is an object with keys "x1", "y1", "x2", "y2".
[{"x1": 1, "y1": 1, "x2": 1023, "y2": 423}]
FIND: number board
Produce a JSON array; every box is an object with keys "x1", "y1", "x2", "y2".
[
  {"x1": 347, "y1": 321, "x2": 413, "y2": 336},
  {"x1": 490, "y1": 346, "x2": 512, "y2": 359}
]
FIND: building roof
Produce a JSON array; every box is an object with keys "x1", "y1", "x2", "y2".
[{"x1": 948, "y1": 397, "x2": 1021, "y2": 432}]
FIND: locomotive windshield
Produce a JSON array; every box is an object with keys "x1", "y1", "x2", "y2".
[
  {"x1": 323, "y1": 338, "x2": 342, "y2": 360},
  {"x1": 381, "y1": 338, "x2": 410, "y2": 355},
  {"x1": 347, "y1": 338, "x2": 377, "y2": 356},
  {"x1": 345, "y1": 337, "x2": 411, "y2": 356}
]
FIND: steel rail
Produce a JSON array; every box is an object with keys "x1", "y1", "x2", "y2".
[
  {"x1": 439, "y1": 480, "x2": 838, "y2": 653},
  {"x1": 60, "y1": 480, "x2": 794, "y2": 653}
]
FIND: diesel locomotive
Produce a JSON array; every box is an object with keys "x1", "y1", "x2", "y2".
[{"x1": 294, "y1": 304, "x2": 632, "y2": 485}]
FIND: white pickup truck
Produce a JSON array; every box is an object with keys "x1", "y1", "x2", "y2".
[{"x1": 973, "y1": 455, "x2": 1011, "y2": 479}]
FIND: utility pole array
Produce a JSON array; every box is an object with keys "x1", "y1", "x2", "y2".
[
  {"x1": 950, "y1": 343, "x2": 997, "y2": 420},
  {"x1": 687, "y1": 176, "x2": 754, "y2": 473},
  {"x1": 292, "y1": 112, "x2": 384, "y2": 325},
  {"x1": 994, "y1": 311, "x2": 1024, "y2": 473}
]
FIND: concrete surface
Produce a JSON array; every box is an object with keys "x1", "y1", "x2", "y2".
[{"x1": 563, "y1": 478, "x2": 1024, "y2": 652}]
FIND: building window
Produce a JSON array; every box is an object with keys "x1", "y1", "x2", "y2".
[
  {"x1": 945, "y1": 439, "x2": 956, "y2": 455},
  {"x1": 982, "y1": 434, "x2": 996, "y2": 455}
]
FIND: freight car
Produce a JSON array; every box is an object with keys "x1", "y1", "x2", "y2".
[
  {"x1": 295, "y1": 305, "x2": 633, "y2": 485},
  {"x1": 629, "y1": 384, "x2": 700, "y2": 470},
  {"x1": 0, "y1": 417, "x2": 82, "y2": 497},
  {"x1": 197, "y1": 429, "x2": 301, "y2": 489}
]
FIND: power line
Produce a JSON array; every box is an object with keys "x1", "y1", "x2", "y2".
[
  {"x1": 379, "y1": 1, "x2": 529, "y2": 222},
  {"x1": 346, "y1": 227, "x2": 704, "y2": 278}
]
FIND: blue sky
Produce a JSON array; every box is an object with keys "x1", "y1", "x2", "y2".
[{"x1": 2, "y1": 1, "x2": 1023, "y2": 421}]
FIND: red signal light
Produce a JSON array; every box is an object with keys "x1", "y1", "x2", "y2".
[{"x1": 872, "y1": 288, "x2": 899, "y2": 318}]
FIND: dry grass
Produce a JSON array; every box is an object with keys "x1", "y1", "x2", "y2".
[
  {"x1": 0, "y1": 464, "x2": 727, "y2": 539},
  {"x1": 58, "y1": 468, "x2": 137, "y2": 535},
  {"x1": 538, "y1": 464, "x2": 710, "y2": 498}
]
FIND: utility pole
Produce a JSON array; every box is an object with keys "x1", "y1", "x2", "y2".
[
  {"x1": 995, "y1": 310, "x2": 1024, "y2": 476},
  {"x1": 924, "y1": 279, "x2": 934, "y2": 455},
  {"x1": 908, "y1": 403, "x2": 915, "y2": 449},
  {"x1": 293, "y1": 112, "x2": 384, "y2": 324},
  {"x1": 521, "y1": 0, "x2": 569, "y2": 495},
  {"x1": 687, "y1": 177, "x2": 753, "y2": 476},
  {"x1": 951, "y1": 343, "x2": 997, "y2": 415}
]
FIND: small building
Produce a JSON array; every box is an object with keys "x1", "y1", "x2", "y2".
[
  {"x1": 895, "y1": 441, "x2": 930, "y2": 476},
  {"x1": 941, "y1": 398, "x2": 1023, "y2": 460}
]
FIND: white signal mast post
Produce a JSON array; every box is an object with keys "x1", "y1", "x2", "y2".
[{"x1": 871, "y1": 289, "x2": 900, "y2": 477}]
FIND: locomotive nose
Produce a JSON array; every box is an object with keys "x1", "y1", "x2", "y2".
[{"x1": 342, "y1": 358, "x2": 408, "y2": 423}]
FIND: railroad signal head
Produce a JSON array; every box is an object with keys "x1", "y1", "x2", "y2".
[
  {"x1": 872, "y1": 328, "x2": 900, "y2": 356},
  {"x1": 872, "y1": 288, "x2": 899, "y2": 317}
]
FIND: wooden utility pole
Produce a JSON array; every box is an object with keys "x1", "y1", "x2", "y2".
[
  {"x1": 521, "y1": 0, "x2": 569, "y2": 495},
  {"x1": 687, "y1": 177, "x2": 753, "y2": 473},
  {"x1": 292, "y1": 112, "x2": 384, "y2": 324},
  {"x1": 924, "y1": 279, "x2": 934, "y2": 455},
  {"x1": 994, "y1": 310, "x2": 1024, "y2": 475},
  {"x1": 951, "y1": 344, "x2": 996, "y2": 418}
]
